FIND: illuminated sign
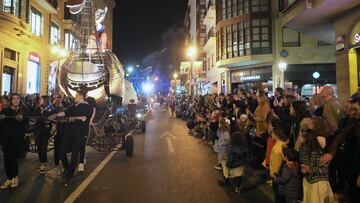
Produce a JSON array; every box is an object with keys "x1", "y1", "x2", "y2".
[
  {"x1": 28, "y1": 52, "x2": 40, "y2": 63},
  {"x1": 240, "y1": 75, "x2": 260, "y2": 81}
]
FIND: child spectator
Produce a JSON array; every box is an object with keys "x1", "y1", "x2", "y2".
[
  {"x1": 214, "y1": 119, "x2": 230, "y2": 170},
  {"x1": 299, "y1": 118, "x2": 334, "y2": 203},
  {"x1": 269, "y1": 128, "x2": 288, "y2": 202},
  {"x1": 273, "y1": 147, "x2": 300, "y2": 203}
]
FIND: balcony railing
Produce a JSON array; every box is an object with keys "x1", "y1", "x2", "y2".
[{"x1": 278, "y1": 0, "x2": 300, "y2": 12}]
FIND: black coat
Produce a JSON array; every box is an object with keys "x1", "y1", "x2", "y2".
[
  {"x1": 1, "y1": 105, "x2": 29, "y2": 137},
  {"x1": 274, "y1": 163, "x2": 300, "y2": 199}
]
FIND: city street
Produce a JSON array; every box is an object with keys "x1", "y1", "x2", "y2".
[{"x1": 0, "y1": 106, "x2": 274, "y2": 203}]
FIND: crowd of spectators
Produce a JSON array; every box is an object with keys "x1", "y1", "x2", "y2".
[{"x1": 173, "y1": 86, "x2": 360, "y2": 203}]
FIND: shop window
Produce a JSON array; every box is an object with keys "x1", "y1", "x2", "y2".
[
  {"x1": 282, "y1": 27, "x2": 300, "y2": 47},
  {"x1": 50, "y1": 22, "x2": 60, "y2": 45},
  {"x1": 2, "y1": 66, "x2": 15, "y2": 95},
  {"x1": 27, "y1": 60, "x2": 40, "y2": 94},
  {"x1": 30, "y1": 8, "x2": 43, "y2": 37}
]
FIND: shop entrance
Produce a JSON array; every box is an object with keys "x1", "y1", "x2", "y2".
[{"x1": 2, "y1": 66, "x2": 15, "y2": 95}]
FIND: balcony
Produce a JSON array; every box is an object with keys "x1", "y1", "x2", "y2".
[
  {"x1": 204, "y1": 2, "x2": 215, "y2": 26},
  {"x1": 204, "y1": 28, "x2": 215, "y2": 51},
  {"x1": 279, "y1": 0, "x2": 360, "y2": 43}
]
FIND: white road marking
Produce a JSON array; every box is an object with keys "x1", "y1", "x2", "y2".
[
  {"x1": 166, "y1": 137, "x2": 175, "y2": 153},
  {"x1": 160, "y1": 132, "x2": 177, "y2": 139},
  {"x1": 64, "y1": 131, "x2": 133, "y2": 203}
]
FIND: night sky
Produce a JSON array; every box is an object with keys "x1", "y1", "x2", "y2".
[{"x1": 113, "y1": 0, "x2": 189, "y2": 66}]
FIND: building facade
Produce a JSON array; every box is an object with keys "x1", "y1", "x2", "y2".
[
  {"x1": 211, "y1": 0, "x2": 335, "y2": 95},
  {"x1": 182, "y1": 0, "x2": 208, "y2": 95},
  {"x1": 278, "y1": 0, "x2": 360, "y2": 101},
  {"x1": 0, "y1": 0, "x2": 115, "y2": 96}
]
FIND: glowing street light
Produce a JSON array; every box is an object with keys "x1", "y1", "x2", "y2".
[
  {"x1": 313, "y1": 72, "x2": 320, "y2": 79},
  {"x1": 155, "y1": 77, "x2": 159, "y2": 81},
  {"x1": 173, "y1": 73, "x2": 178, "y2": 79},
  {"x1": 187, "y1": 46, "x2": 197, "y2": 59},
  {"x1": 127, "y1": 66, "x2": 134, "y2": 73},
  {"x1": 278, "y1": 60, "x2": 287, "y2": 88},
  {"x1": 186, "y1": 46, "x2": 197, "y2": 96},
  {"x1": 278, "y1": 60, "x2": 287, "y2": 72}
]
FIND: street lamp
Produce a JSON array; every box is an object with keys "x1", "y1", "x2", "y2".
[
  {"x1": 173, "y1": 73, "x2": 178, "y2": 79},
  {"x1": 278, "y1": 60, "x2": 287, "y2": 88},
  {"x1": 127, "y1": 66, "x2": 134, "y2": 74},
  {"x1": 313, "y1": 71, "x2": 320, "y2": 94},
  {"x1": 186, "y1": 46, "x2": 197, "y2": 96}
]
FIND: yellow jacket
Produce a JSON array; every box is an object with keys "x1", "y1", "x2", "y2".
[{"x1": 270, "y1": 140, "x2": 286, "y2": 176}]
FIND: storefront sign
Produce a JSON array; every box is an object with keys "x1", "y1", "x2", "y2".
[
  {"x1": 28, "y1": 52, "x2": 40, "y2": 63},
  {"x1": 240, "y1": 75, "x2": 260, "y2": 81},
  {"x1": 355, "y1": 33, "x2": 360, "y2": 43}
]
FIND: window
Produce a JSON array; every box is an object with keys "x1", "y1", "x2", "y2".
[
  {"x1": 2, "y1": 0, "x2": 19, "y2": 16},
  {"x1": 65, "y1": 30, "x2": 80, "y2": 51},
  {"x1": 221, "y1": 28, "x2": 226, "y2": 59},
  {"x1": 30, "y1": 8, "x2": 43, "y2": 37},
  {"x1": 226, "y1": 26, "x2": 233, "y2": 58},
  {"x1": 252, "y1": 18, "x2": 271, "y2": 54},
  {"x1": 282, "y1": 27, "x2": 300, "y2": 47},
  {"x1": 50, "y1": 23, "x2": 60, "y2": 45},
  {"x1": 219, "y1": 0, "x2": 249, "y2": 21},
  {"x1": 251, "y1": 0, "x2": 269, "y2": 12},
  {"x1": 226, "y1": 0, "x2": 232, "y2": 19},
  {"x1": 222, "y1": 0, "x2": 226, "y2": 20},
  {"x1": 232, "y1": 24, "x2": 238, "y2": 57}
]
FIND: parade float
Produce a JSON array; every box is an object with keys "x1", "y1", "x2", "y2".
[{"x1": 57, "y1": 0, "x2": 142, "y2": 154}]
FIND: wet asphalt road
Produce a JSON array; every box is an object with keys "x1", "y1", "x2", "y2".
[{"x1": 0, "y1": 106, "x2": 274, "y2": 203}]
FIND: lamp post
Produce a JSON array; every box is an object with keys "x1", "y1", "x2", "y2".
[
  {"x1": 313, "y1": 71, "x2": 320, "y2": 94},
  {"x1": 278, "y1": 60, "x2": 287, "y2": 88},
  {"x1": 187, "y1": 46, "x2": 197, "y2": 96}
]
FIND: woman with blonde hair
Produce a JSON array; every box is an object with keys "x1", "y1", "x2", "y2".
[{"x1": 247, "y1": 92, "x2": 271, "y2": 168}]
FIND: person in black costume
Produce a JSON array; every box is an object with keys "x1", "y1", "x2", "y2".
[
  {"x1": 32, "y1": 95, "x2": 56, "y2": 174},
  {"x1": 78, "y1": 85, "x2": 96, "y2": 172},
  {"x1": 49, "y1": 89, "x2": 92, "y2": 186},
  {"x1": 52, "y1": 96, "x2": 65, "y2": 166},
  {"x1": 0, "y1": 94, "x2": 29, "y2": 189}
]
